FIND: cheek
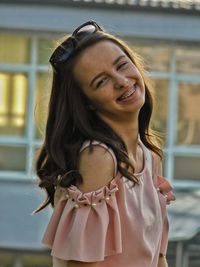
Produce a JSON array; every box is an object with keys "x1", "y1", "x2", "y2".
[
  {"x1": 90, "y1": 90, "x2": 114, "y2": 108},
  {"x1": 80, "y1": 81, "x2": 114, "y2": 107},
  {"x1": 91, "y1": 94, "x2": 108, "y2": 106}
]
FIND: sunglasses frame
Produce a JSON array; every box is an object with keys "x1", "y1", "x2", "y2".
[{"x1": 49, "y1": 20, "x2": 103, "y2": 72}]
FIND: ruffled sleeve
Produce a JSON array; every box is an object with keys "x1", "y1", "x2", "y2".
[
  {"x1": 151, "y1": 152, "x2": 176, "y2": 256},
  {"x1": 42, "y1": 177, "x2": 122, "y2": 262},
  {"x1": 155, "y1": 175, "x2": 176, "y2": 256}
]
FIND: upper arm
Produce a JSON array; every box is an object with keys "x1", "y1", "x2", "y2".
[
  {"x1": 78, "y1": 145, "x2": 116, "y2": 192},
  {"x1": 54, "y1": 144, "x2": 116, "y2": 206}
]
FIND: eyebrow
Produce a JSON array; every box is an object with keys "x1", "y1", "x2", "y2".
[{"x1": 89, "y1": 55, "x2": 126, "y2": 88}]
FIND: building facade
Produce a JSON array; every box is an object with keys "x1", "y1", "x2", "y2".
[{"x1": 0, "y1": 0, "x2": 200, "y2": 266}]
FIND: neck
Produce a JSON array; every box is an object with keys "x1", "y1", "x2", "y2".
[{"x1": 99, "y1": 113, "x2": 140, "y2": 157}]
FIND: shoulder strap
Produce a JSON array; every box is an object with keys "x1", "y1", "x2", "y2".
[
  {"x1": 146, "y1": 146, "x2": 153, "y2": 178},
  {"x1": 151, "y1": 152, "x2": 158, "y2": 187},
  {"x1": 141, "y1": 144, "x2": 153, "y2": 178},
  {"x1": 80, "y1": 140, "x2": 118, "y2": 177},
  {"x1": 142, "y1": 144, "x2": 158, "y2": 187}
]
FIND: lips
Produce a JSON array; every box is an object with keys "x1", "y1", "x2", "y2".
[{"x1": 117, "y1": 84, "x2": 137, "y2": 102}]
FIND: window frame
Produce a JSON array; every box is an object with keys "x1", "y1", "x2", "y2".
[{"x1": 0, "y1": 33, "x2": 200, "y2": 188}]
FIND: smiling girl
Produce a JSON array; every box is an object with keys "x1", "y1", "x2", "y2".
[{"x1": 35, "y1": 21, "x2": 175, "y2": 267}]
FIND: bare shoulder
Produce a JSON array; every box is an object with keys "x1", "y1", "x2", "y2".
[{"x1": 78, "y1": 144, "x2": 116, "y2": 192}]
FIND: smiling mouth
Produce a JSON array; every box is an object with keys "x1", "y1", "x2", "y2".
[{"x1": 117, "y1": 84, "x2": 137, "y2": 101}]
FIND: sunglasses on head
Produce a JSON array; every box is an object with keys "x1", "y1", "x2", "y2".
[{"x1": 49, "y1": 20, "x2": 103, "y2": 72}]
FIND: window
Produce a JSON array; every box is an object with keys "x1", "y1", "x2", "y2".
[
  {"x1": 0, "y1": 145, "x2": 26, "y2": 171},
  {"x1": 176, "y1": 47, "x2": 200, "y2": 75},
  {"x1": 174, "y1": 156, "x2": 200, "y2": 181},
  {"x1": 177, "y1": 83, "x2": 200, "y2": 145},
  {"x1": 0, "y1": 35, "x2": 30, "y2": 64},
  {"x1": 35, "y1": 73, "x2": 51, "y2": 140},
  {"x1": 135, "y1": 43, "x2": 200, "y2": 184},
  {"x1": 0, "y1": 73, "x2": 28, "y2": 136},
  {"x1": 133, "y1": 45, "x2": 172, "y2": 71},
  {"x1": 0, "y1": 34, "x2": 200, "y2": 186},
  {"x1": 151, "y1": 79, "x2": 169, "y2": 142},
  {"x1": 37, "y1": 38, "x2": 55, "y2": 65},
  {"x1": 0, "y1": 34, "x2": 52, "y2": 179}
]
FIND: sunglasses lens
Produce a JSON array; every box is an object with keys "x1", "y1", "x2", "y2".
[
  {"x1": 50, "y1": 21, "x2": 101, "y2": 71},
  {"x1": 77, "y1": 24, "x2": 97, "y2": 34}
]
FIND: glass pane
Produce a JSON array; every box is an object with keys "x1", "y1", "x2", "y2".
[
  {"x1": 38, "y1": 38, "x2": 55, "y2": 65},
  {"x1": 35, "y1": 73, "x2": 51, "y2": 139},
  {"x1": 174, "y1": 156, "x2": 200, "y2": 180},
  {"x1": 133, "y1": 45, "x2": 172, "y2": 71},
  {"x1": 0, "y1": 146, "x2": 26, "y2": 171},
  {"x1": 151, "y1": 79, "x2": 169, "y2": 143},
  {"x1": 177, "y1": 83, "x2": 200, "y2": 145},
  {"x1": 0, "y1": 73, "x2": 28, "y2": 136},
  {"x1": 176, "y1": 47, "x2": 200, "y2": 74},
  {"x1": 0, "y1": 35, "x2": 30, "y2": 64}
]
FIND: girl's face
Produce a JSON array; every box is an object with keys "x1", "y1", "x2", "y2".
[{"x1": 73, "y1": 40, "x2": 145, "y2": 122}]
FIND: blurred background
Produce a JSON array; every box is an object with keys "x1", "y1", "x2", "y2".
[{"x1": 0, "y1": 0, "x2": 200, "y2": 266}]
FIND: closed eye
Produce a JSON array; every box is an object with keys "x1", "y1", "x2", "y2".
[
  {"x1": 117, "y1": 62, "x2": 128, "y2": 70},
  {"x1": 96, "y1": 77, "x2": 108, "y2": 89}
]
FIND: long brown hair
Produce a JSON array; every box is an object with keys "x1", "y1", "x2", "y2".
[{"x1": 35, "y1": 30, "x2": 163, "y2": 212}]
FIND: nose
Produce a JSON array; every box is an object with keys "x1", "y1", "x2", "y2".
[{"x1": 114, "y1": 74, "x2": 129, "y2": 90}]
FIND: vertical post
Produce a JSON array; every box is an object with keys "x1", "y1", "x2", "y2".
[
  {"x1": 175, "y1": 241, "x2": 184, "y2": 267},
  {"x1": 13, "y1": 254, "x2": 23, "y2": 267},
  {"x1": 183, "y1": 250, "x2": 189, "y2": 267}
]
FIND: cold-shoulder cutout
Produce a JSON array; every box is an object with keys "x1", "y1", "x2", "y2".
[
  {"x1": 42, "y1": 140, "x2": 123, "y2": 262},
  {"x1": 78, "y1": 143, "x2": 117, "y2": 193},
  {"x1": 42, "y1": 177, "x2": 122, "y2": 262},
  {"x1": 80, "y1": 140, "x2": 118, "y2": 175}
]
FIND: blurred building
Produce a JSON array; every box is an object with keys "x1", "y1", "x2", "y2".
[{"x1": 0, "y1": 0, "x2": 200, "y2": 266}]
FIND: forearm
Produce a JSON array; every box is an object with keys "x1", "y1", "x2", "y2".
[
  {"x1": 157, "y1": 256, "x2": 169, "y2": 267},
  {"x1": 53, "y1": 257, "x2": 67, "y2": 267},
  {"x1": 67, "y1": 261, "x2": 99, "y2": 267},
  {"x1": 53, "y1": 257, "x2": 99, "y2": 267}
]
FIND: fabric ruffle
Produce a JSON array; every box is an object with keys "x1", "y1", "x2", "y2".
[
  {"x1": 42, "y1": 177, "x2": 122, "y2": 262},
  {"x1": 155, "y1": 175, "x2": 175, "y2": 256},
  {"x1": 156, "y1": 175, "x2": 176, "y2": 204}
]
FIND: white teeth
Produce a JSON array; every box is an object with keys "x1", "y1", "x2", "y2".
[{"x1": 118, "y1": 85, "x2": 136, "y2": 101}]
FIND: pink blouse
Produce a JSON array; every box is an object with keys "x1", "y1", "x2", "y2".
[{"x1": 42, "y1": 140, "x2": 175, "y2": 267}]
